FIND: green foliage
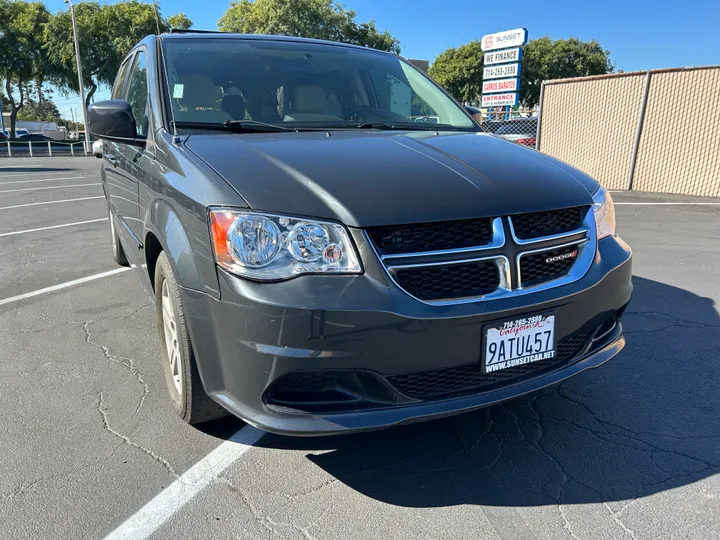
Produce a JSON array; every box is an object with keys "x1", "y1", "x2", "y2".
[
  {"x1": 0, "y1": 0, "x2": 51, "y2": 136},
  {"x1": 43, "y1": 1, "x2": 193, "y2": 108},
  {"x1": 218, "y1": 0, "x2": 400, "y2": 53},
  {"x1": 428, "y1": 37, "x2": 613, "y2": 108},
  {"x1": 428, "y1": 41, "x2": 484, "y2": 104},
  {"x1": 521, "y1": 37, "x2": 613, "y2": 107},
  {"x1": 16, "y1": 83, "x2": 61, "y2": 122},
  {"x1": 166, "y1": 12, "x2": 193, "y2": 31}
]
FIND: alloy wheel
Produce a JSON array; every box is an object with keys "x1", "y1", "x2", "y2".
[{"x1": 161, "y1": 279, "x2": 183, "y2": 395}]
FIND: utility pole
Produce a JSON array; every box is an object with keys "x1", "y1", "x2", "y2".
[{"x1": 64, "y1": 0, "x2": 91, "y2": 153}]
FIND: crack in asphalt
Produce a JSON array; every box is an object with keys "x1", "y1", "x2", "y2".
[
  {"x1": 95, "y1": 392, "x2": 178, "y2": 479},
  {"x1": 83, "y1": 320, "x2": 149, "y2": 417},
  {"x1": 223, "y1": 474, "x2": 332, "y2": 540},
  {"x1": 525, "y1": 397, "x2": 584, "y2": 540},
  {"x1": 604, "y1": 501, "x2": 639, "y2": 540},
  {"x1": 554, "y1": 386, "x2": 719, "y2": 465},
  {"x1": 1, "y1": 304, "x2": 152, "y2": 336}
]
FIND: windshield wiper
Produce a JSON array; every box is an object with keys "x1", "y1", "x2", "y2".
[
  {"x1": 354, "y1": 122, "x2": 445, "y2": 131},
  {"x1": 172, "y1": 120, "x2": 295, "y2": 133},
  {"x1": 222, "y1": 120, "x2": 297, "y2": 132}
]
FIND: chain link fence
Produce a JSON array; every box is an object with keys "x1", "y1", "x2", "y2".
[
  {"x1": 468, "y1": 108, "x2": 539, "y2": 148},
  {"x1": 0, "y1": 140, "x2": 89, "y2": 158}
]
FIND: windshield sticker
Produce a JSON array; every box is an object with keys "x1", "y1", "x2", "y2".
[{"x1": 172, "y1": 84, "x2": 184, "y2": 98}]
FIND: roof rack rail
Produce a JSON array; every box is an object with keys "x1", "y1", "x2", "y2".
[{"x1": 168, "y1": 28, "x2": 225, "y2": 34}]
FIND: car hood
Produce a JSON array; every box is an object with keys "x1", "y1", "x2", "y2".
[{"x1": 184, "y1": 130, "x2": 597, "y2": 227}]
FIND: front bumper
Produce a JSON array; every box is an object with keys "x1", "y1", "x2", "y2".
[{"x1": 181, "y1": 235, "x2": 632, "y2": 436}]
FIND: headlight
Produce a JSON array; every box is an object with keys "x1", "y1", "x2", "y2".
[
  {"x1": 209, "y1": 209, "x2": 362, "y2": 281},
  {"x1": 592, "y1": 186, "x2": 616, "y2": 240}
]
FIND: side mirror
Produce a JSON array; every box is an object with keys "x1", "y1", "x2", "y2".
[{"x1": 87, "y1": 100, "x2": 145, "y2": 147}]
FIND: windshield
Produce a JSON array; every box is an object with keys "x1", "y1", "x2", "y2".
[{"x1": 161, "y1": 37, "x2": 475, "y2": 131}]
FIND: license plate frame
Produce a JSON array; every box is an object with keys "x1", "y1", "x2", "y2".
[{"x1": 482, "y1": 312, "x2": 557, "y2": 374}]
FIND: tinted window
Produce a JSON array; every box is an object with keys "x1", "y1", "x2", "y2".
[
  {"x1": 112, "y1": 57, "x2": 133, "y2": 100},
  {"x1": 161, "y1": 38, "x2": 474, "y2": 130},
  {"x1": 124, "y1": 50, "x2": 150, "y2": 137}
]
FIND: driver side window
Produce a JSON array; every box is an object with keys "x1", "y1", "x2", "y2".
[{"x1": 124, "y1": 51, "x2": 150, "y2": 137}]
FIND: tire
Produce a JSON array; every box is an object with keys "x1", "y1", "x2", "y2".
[
  {"x1": 109, "y1": 208, "x2": 129, "y2": 266},
  {"x1": 154, "y1": 251, "x2": 228, "y2": 424}
]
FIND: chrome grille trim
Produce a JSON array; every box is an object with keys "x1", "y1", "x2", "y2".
[
  {"x1": 385, "y1": 255, "x2": 512, "y2": 306},
  {"x1": 508, "y1": 209, "x2": 588, "y2": 245},
  {"x1": 367, "y1": 208, "x2": 597, "y2": 306},
  {"x1": 380, "y1": 217, "x2": 505, "y2": 262}
]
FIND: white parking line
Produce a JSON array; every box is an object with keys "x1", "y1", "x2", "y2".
[
  {"x1": 0, "y1": 196, "x2": 104, "y2": 210},
  {"x1": 0, "y1": 218, "x2": 108, "y2": 238},
  {"x1": 0, "y1": 268, "x2": 131, "y2": 307},
  {"x1": 0, "y1": 164, "x2": 43, "y2": 168},
  {"x1": 614, "y1": 202, "x2": 720, "y2": 206},
  {"x1": 102, "y1": 426, "x2": 264, "y2": 540},
  {"x1": 0, "y1": 183, "x2": 100, "y2": 194},
  {"x1": 0, "y1": 175, "x2": 87, "y2": 184}
]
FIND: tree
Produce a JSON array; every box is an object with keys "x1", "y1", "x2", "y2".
[
  {"x1": 521, "y1": 37, "x2": 613, "y2": 107},
  {"x1": 428, "y1": 37, "x2": 613, "y2": 108},
  {"x1": 218, "y1": 0, "x2": 400, "y2": 53},
  {"x1": 0, "y1": 0, "x2": 51, "y2": 137},
  {"x1": 16, "y1": 83, "x2": 61, "y2": 122},
  {"x1": 167, "y1": 13, "x2": 193, "y2": 31},
  {"x1": 44, "y1": 1, "x2": 192, "y2": 109},
  {"x1": 428, "y1": 41, "x2": 484, "y2": 105}
]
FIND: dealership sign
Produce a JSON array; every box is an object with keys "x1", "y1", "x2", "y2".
[
  {"x1": 481, "y1": 28, "x2": 528, "y2": 52},
  {"x1": 481, "y1": 93, "x2": 519, "y2": 107},
  {"x1": 483, "y1": 63, "x2": 520, "y2": 80},
  {"x1": 484, "y1": 47, "x2": 522, "y2": 66},
  {"x1": 482, "y1": 77, "x2": 519, "y2": 93}
]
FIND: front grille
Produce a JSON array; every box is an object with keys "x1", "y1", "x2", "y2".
[
  {"x1": 367, "y1": 217, "x2": 493, "y2": 255},
  {"x1": 511, "y1": 206, "x2": 588, "y2": 240},
  {"x1": 520, "y1": 244, "x2": 580, "y2": 287},
  {"x1": 388, "y1": 330, "x2": 592, "y2": 400},
  {"x1": 394, "y1": 260, "x2": 500, "y2": 301}
]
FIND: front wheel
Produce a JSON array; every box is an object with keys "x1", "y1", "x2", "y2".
[{"x1": 154, "y1": 251, "x2": 228, "y2": 424}]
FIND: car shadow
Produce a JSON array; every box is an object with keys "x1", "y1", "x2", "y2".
[
  {"x1": 0, "y1": 166, "x2": 74, "y2": 173},
  {"x1": 204, "y1": 276, "x2": 720, "y2": 507}
]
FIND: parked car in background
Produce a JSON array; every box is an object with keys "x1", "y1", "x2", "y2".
[
  {"x1": 494, "y1": 118, "x2": 538, "y2": 147},
  {"x1": 17, "y1": 133, "x2": 55, "y2": 142},
  {"x1": 92, "y1": 139, "x2": 103, "y2": 158},
  {"x1": 479, "y1": 120, "x2": 505, "y2": 134},
  {"x1": 14, "y1": 128, "x2": 29, "y2": 137},
  {"x1": 0, "y1": 131, "x2": 7, "y2": 141},
  {"x1": 88, "y1": 32, "x2": 631, "y2": 436}
]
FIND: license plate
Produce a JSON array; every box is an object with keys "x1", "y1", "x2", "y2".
[{"x1": 484, "y1": 314, "x2": 556, "y2": 373}]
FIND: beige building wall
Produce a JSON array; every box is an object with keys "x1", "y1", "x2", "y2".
[
  {"x1": 632, "y1": 68, "x2": 720, "y2": 196},
  {"x1": 539, "y1": 73, "x2": 646, "y2": 190},
  {"x1": 539, "y1": 67, "x2": 720, "y2": 196}
]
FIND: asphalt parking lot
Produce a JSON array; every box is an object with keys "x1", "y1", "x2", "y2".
[{"x1": 1, "y1": 156, "x2": 718, "y2": 540}]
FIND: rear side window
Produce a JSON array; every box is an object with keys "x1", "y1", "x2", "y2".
[
  {"x1": 124, "y1": 51, "x2": 150, "y2": 137},
  {"x1": 111, "y1": 56, "x2": 133, "y2": 100}
]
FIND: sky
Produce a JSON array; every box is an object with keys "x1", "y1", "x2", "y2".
[{"x1": 46, "y1": 0, "x2": 720, "y2": 119}]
